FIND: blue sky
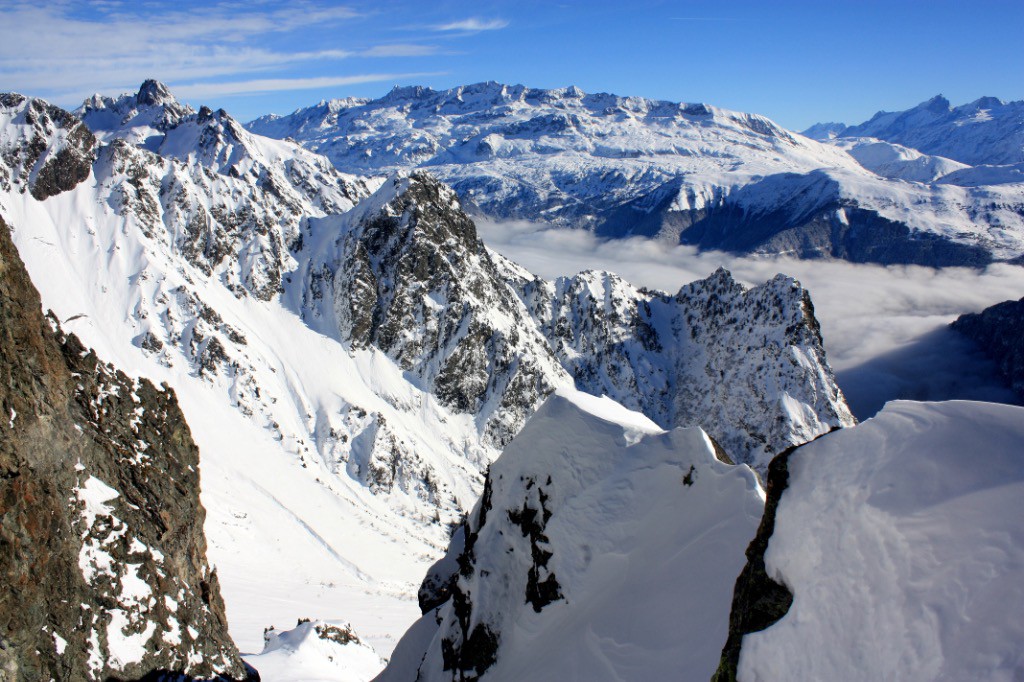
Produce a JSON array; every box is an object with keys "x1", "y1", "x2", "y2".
[{"x1": 1, "y1": 0, "x2": 1021, "y2": 130}]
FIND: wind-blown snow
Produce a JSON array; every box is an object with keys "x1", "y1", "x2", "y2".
[{"x1": 739, "y1": 400, "x2": 1024, "y2": 681}]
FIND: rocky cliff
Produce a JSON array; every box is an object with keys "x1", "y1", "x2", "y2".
[{"x1": 0, "y1": 215, "x2": 251, "y2": 680}]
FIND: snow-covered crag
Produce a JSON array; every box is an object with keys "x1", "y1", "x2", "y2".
[
  {"x1": 78, "y1": 80, "x2": 371, "y2": 300},
  {"x1": 296, "y1": 171, "x2": 853, "y2": 470},
  {"x1": 0, "y1": 215, "x2": 250, "y2": 681},
  {"x1": 716, "y1": 400, "x2": 1024, "y2": 681},
  {"x1": 511, "y1": 263, "x2": 853, "y2": 469},
  {"x1": 249, "y1": 82, "x2": 1024, "y2": 265},
  {"x1": 294, "y1": 172, "x2": 573, "y2": 448},
  {"x1": 378, "y1": 391, "x2": 766, "y2": 682}
]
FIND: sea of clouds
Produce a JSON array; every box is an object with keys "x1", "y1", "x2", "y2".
[{"x1": 477, "y1": 219, "x2": 1023, "y2": 419}]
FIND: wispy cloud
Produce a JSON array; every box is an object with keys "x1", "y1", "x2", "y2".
[
  {"x1": 174, "y1": 72, "x2": 445, "y2": 98},
  {"x1": 360, "y1": 44, "x2": 440, "y2": 58},
  {"x1": 432, "y1": 18, "x2": 508, "y2": 32},
  {"x1": 0, "y1": 2, "x2": 436, "y2": 105}
]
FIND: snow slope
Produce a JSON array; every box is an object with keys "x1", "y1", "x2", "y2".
[
  {"x1": 738, "y1": 400, "x2": 1024, "y2": 681},
  {"x1": 377, "y1": 389, "x2": 765, "y2": 682},
  {"x1": 249, "y1": 83, "x2": 1024, "y2": 264}
]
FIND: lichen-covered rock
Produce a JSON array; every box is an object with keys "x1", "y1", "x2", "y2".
[{"x1": 0, "y1": 215, "x2": 252, "y2": 680}]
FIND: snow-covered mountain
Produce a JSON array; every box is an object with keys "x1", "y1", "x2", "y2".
[
  {"x1": 378, "y1": 390, "x2": 765, "y2": 682},
  {"x1": 0, "y1": 81, "x2": 851, "y2": 673},
  {"x1": 807, "y1": 95, "x2": 1024, "y2": 166},
  {"x1": 248, "y1": 82, "x2": 1024, "y2": 266},
  {"x1": 717, "y1": 400, "x2": 1024, "y2": 681}
]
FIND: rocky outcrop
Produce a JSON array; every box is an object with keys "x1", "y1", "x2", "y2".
[
  {"x1": 951, "y1": 296, "x2": 1024, "y2": 399},
  {"x1": 711, "y1": 444, "x2": 800, "y2": 682},
  {"x1": 513, "y1": 264, "x2": 855, "y2": 470},
  {"x1": 0, "y1": 93, "x2": 96, "y2": 200},
  {"x1": 0, "y1": 214, "x2": 251, "y2": 679},
  {"x1": 301, "y1": 172, "x2": 573, "y2": 447}
]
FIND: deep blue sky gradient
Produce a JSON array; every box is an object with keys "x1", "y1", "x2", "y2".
[{"x1": 2, "y1": 0, "x2": 1022, "y2": 130}]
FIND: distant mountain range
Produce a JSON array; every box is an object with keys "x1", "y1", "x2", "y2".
[
  {"x1": 804, "y1": 94, "x2": 1024, "y2": 166},
  {"x1": 249, "y1": 84, "x2": 1024, "y2": 267}
]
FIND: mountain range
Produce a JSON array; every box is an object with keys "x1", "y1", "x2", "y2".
[
  {"x1": 249, "y1": 83, "x2": 1024, "y2": 267},
  {"x1": 0, "y1": 79, "x2": 1021, "y2": 680}
]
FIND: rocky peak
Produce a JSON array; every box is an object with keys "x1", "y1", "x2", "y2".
[
  {"x1": 921, "y1": 94, "x2": 952, "y2": 114},
  {"x1": 137, "y1": 79, "x2": 177, "y2": 107},
  {"x1": 511, "y1": 262, "x2": 854, "y2": 470},
  {"x1": 77, "y1": 81, "x2": 195, "y2": 147},
  {"x1": 0, "y1": 215, "x2": 252, "y2": 680}
]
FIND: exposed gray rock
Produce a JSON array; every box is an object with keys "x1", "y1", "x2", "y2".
[{"x1": 511, "y1": 263, "x2": 855, "y2": 470}]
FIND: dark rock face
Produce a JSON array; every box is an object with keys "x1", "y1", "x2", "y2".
[
  {"x1": 712, "y1": 445, "x2": 797, "y2": 682},
  {"x1": 676, "y1": 172, "x2": 996, "y2": 267},
  {"x1": 952, "y1": 297, "x2": 1024, "y2": 399},
  {"x1": 0, "y1": 215, "x2": 250, "y2": 680}
]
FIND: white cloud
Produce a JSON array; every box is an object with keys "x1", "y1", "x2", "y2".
[
  {"x1": 173, "y1": 72, "x2": 445, "y2": 98},
  {"x1": 476, "y1": 218, "x2": 1024, "y2": 418},
  {"x1": 432, "y1": 18, "x2": 508, "y2": 32},
  {"x1": 0, "y1": 2, "x2": 435, "y2": 105},
  {"x1": 360, "y1": 44, "x2": 440, "y2": 58}
]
